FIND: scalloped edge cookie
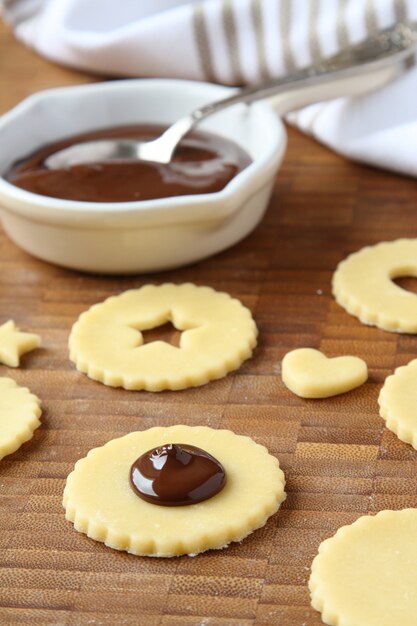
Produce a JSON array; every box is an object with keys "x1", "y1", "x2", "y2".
[
  {"x1": 0, "y1": 377, "x2": 41, "y2": 460},
  {"x1": 69, "y1": 283, "x2": 257, "y2": 391},
  {"x1": 63, "y1": 425, "x2": 286, "y2": 557},
  {"x1": 309, "y1": 509, "x2": 417, "y2": 626},
  {"x1": 332, "y1": 239, "x2": 417, "y2": 333},
  {"x1": 378, "y1": 359, "x2": 417, "y2": 449}
]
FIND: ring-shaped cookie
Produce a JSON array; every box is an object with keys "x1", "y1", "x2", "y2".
[
  {"x1": 0, "y1": 377, "x2": 41, "y2": 460},
  {"x1": 378, "y1": 359, "x2": 417, "y2": 449},
  {"x1": 63, "y1": 425, "x2": 286, "y2": 557},
  {"x1": 69, "y1": 284, "x2": 257, "y2": 391},
  {"x1": 309, "y1": 509, "x2": 417, "y2": 626},
  {"x1": 332, "y1": 239, "x2": 417, "y2": 333}
]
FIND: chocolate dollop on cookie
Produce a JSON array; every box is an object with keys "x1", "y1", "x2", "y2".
[{"x1": 130, "y1": 443, "x2": 226, "y2": 506}]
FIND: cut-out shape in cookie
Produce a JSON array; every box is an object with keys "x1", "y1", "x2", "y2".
[
  {"x1": 63, "y1": 425, "x2": 286, "y2": 557},
  {"x1": 0, "y1": 377, "x2": 41, "y2": 460},
  {"x1": 0, "y1": 320, "x2": 41, "y2": 367},
  {"x1": 140, "y1": 321, "x2": 182, "y2": 348},
  {"x1": 378, "y1": 359, "x2": 417, "y2": 450},
  {"x1": 282, "y1": 348, "x2": 367, "y2": 398},
  {"x1": 309, "y1": 509, "x2": 417, "y2": 626},
  {"x1": 332, "y1": 239, "x2": 417, "y2": 333},
  {"x1": 69, "y1": 284, "x2": 257, "y2": 391}
]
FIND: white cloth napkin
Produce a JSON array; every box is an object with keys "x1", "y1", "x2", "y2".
[{"x1": 2, "y1": 0, "x2": 417, "y2": 177}]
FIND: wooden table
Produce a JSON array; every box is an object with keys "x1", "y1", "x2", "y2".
[{"x1": 1, "y1": 20, "x2": 417, "y2": 626}]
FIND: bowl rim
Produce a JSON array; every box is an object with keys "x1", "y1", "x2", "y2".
[{"x1": 0, "y1": 78, "x2": 286, "y2": 224}]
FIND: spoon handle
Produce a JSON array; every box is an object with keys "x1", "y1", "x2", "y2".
[
  {"x1": 141, "y1": 21, "x2": 416, "y2": 163},
  {"x1": 196, "y1": 21, "x2": 417, "y2": 116}
]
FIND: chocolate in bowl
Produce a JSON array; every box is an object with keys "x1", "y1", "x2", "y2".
[
  {"x1": 0, "y1": 79, "x2": 285, "y2": 273},
  {"x1": 6, "y1": 124, "x2": 252, "y2": 203}
]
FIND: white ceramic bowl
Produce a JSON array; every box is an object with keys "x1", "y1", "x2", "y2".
[{"x1": 0, "y1": 79, "x2": 286, "y2": 274}]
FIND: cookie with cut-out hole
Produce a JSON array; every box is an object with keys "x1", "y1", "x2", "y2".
[
  {"x1": 69, "y1": 284, "x2": 257, "y2": 391},
  {"x1": 333, "y1": 239, "x2": 417, "y2": 333},
  {"x1": 282, "y1": 348, "x2": 367, "y2": 398}
]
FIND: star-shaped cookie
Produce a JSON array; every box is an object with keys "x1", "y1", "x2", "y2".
[{"x1": 0, "y1": 320, "x2": 41, "y2": 367}]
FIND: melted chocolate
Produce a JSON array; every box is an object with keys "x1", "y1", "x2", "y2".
[
  {"x1": 6, "y1": 124, "x2": 252, "y2": 203},
  {"x1": 130, "y1": 443, "x2": 226, "y2": 506}
]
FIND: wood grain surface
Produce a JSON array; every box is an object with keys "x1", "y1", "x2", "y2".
[{"x1": 1, "y1": 19, "x2": 417, "y2": 626}]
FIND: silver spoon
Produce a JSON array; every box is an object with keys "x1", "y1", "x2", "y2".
[{"x1": 45, "y1": 21, "x2": 417, "y2": 169}]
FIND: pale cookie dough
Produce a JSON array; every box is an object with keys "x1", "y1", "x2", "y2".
[
  {"x1": 0, "y1": 320, "x2": 41, "y2": 367},
  {"x1": 63, "y1": 425, "x2": 286, "y2": 557},
  {"x1": 282, "y1": 348, "x2": 367, "y2": 398},
  {"x1": 309, "y1": 509, "x2": 417, "y2": 626},
  {"x1": 333, "y1": 239, "x2": 417, "y2": 333},
  {"x1": 69, "y1": 283, "x2": 257, "y2": 391},
  {"x1": 0, "y1": 377, "x2": 41, "y2": 460},
  {"x1": 378, "y1": 359, "x2": 417, "y2": 449}
]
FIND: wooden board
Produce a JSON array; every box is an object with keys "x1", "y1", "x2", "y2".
[{"x1": 1, "y1": 20, "x2": 417, "y2": 626}]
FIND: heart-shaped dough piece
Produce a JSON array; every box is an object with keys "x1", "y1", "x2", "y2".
[{"x1": 282, "y1": 348, "x2": 368, "y2": 398}]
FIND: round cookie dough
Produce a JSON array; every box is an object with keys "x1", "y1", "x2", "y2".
[
  {"x1": 0, "y1": 377, "x2": 41, "y2": 460},
  {"x1": 69, "y1": 283, "x2": 258, "y2": 391},
  {"x1": 378, "y1": 359, "x2": 417, "y2": 450},
  {"x1": 63, "y1": 425, "x2": 286, "y2": 557},
  {"x1": 332, "y1": 239, "x2": 417, "y2": 333},
  {"x1": 309, "y1": 509, "x2": 417, "y2": 626}
]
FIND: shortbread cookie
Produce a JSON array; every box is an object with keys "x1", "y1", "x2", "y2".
[
  {"x1": 332, "y1": 239, "x2": 417, "y2": 333},
  {"x1": 0, "y1": 320, "x2": 41, "y2": 367},
  {"x1": 69, "y1": 284, "x2": 257, "y2": 391},
  {"x1": 309, "y1": 509, "x2": 417, "y2": 626},
  {"x1": 63, "y1": 425, "x2": 286, "y2": 557},
  {"x1": 378, "y1": 359, "x2": 417, "y2": 449},
  {"x1": 0, "y1": 377, "x2": 41, "y2": 460},
  {"x1": 282, "y1": 348, "x2": 367, "y2": 398}
]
